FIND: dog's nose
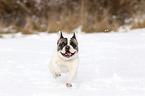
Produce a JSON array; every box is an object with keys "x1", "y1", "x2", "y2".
[{"x1": 65, "y1": 45, "x2": 70, "y2": 52}]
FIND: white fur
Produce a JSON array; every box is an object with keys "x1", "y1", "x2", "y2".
[{"x1": 49, "y1": 49, "x2": 79, "y2": 84}]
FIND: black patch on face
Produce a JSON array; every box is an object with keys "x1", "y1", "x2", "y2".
[
  {"x1": 57, "y1": 38, "x2": 67, "y2": 51},
  {"x1": 70, "y1": 38, "x2": 78, "y2": 52}
]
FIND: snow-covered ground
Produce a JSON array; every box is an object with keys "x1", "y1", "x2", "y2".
[{"x1": 0, "y1": 29, "x2": 145, "y2": 96}]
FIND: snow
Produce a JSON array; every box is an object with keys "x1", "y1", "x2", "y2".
[{"x1": 0, "y1": 29, "x2": 145, "y2": 96}]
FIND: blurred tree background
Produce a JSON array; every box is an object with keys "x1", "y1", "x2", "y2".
[{"x1": 0, "y1": 0, "x2": 145, "y2": 34}]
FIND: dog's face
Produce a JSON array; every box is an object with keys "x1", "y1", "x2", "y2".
[{"x1": 57, "y1": 31, "x2": 78, "y2": 60}]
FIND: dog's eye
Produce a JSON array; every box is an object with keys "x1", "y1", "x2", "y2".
[
  {"x1": 60, "y1": 42, "x2": 65, "y2": 47},
  {"x1": 70, "y1": 42, "x2": 76, "y2": 48},
  {"x1": 62, "y1": 42, "x2": 65, "y2": 46}
]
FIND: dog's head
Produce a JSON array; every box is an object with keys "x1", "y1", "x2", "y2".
[{"x1": 57, "y1": 31, "x2": 78, "y2": 60}]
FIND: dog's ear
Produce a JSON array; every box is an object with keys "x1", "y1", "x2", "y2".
[
  {"x1": 72, "y1": 31, "x2": 77, "y2": 39},
  {"x1": 57, "y1": 31, "x2": 64, "y2": 45},
  {"x1": 58, "y1": 31, "x2": 64, "y2": 39}
]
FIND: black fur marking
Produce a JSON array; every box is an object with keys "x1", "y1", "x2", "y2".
[
  {"x1": 70, "y1": 38, "x2": 78, "y2": 52},
  {"x1": 57, "y1": 38, "x2": 68, "y2": 51},
  {"x1": 60, "y1": 31, "x2": 63, "y2": 38},
  {"x1": 72, "y1": 32, "x2": 76, "y2": 39}
]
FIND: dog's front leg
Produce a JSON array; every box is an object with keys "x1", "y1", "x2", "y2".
[
  {"x1": 52, "y1": 62, "x2": 61, "y2": 79},
  {"x1": 66, "y1": 62, "x2": 78, "y2": 87}
]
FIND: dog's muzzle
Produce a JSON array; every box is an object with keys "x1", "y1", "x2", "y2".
[{"x1": 60, "y1": 51, "x2": 76, "y2": 58}]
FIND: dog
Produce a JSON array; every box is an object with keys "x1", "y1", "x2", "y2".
[{"x1": 49, "y1": 31, "x2": 79, "y2": 87}]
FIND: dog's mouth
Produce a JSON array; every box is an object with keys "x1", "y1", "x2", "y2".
[{"x1": 60, "y1": 51, "x2": 76, "y2": 58}]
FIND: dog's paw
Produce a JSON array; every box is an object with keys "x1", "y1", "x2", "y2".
[
  {"x1": 55, "y1": 73, "x2": 61, "y2": 77},
  {"x1": 66, "y1": 83, "x2": 72, "y2": 87},
  {"x1": 53, "y1": 73, "x2": 61, "y2": 79}
]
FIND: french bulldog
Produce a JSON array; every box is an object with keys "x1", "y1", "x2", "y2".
[{"x1": 49, "y1": 31, "x2": 79, "y2": 87}]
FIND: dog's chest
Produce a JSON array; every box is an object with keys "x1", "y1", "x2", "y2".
[
  {"x1": 60, "y1": 61, "x2": 69, "y2": 73},
  {"x1": 60, "y1": 65, "x2": 69, "y2": 73},
  {"x1": 55, "y1": 58, "x2": 69, "y2": 73}
]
